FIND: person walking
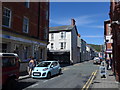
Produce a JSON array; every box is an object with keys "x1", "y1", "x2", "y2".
[{"x1": 28, "y1": 57, "x2": 35, "y2": 76}]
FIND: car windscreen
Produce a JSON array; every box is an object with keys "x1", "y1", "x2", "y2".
[
  {"x1": 2, "y1": 57, "x2": 17, "y2": 67},
  {"x1": 37, "y1": 62, "x2": 51, "y2": 67}
]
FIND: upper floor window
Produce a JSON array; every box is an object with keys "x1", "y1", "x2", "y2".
[
  {"x1": 51, "y1": 33, "x2": 54, "y2": 40},
  {"x1": 2, "y1": 7, "x2": 11, "y2": 28},
  {"x1": 44, "y1": 27, "x2": 48, "y2": 39},
  {"x1": 24, "y1": 0, "x2": 30, "y2": 8},
  {"x1": 23, "y1": 17, "x2": 29, "y2": 33},
  {"x1": 108, "y1": 24, "x2": 111, "y2": 35},
  {"x1": 60, "y1": 32, "x2": 66, "y2": 39}
]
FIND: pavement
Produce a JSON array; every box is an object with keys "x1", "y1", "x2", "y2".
[{"x1": 91, "y1": 69, "x2": 120, "y2": 89}]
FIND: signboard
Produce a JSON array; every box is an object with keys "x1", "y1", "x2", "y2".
[{"x1": 106, "y1": 35, "x2": 113, "y2": 43}]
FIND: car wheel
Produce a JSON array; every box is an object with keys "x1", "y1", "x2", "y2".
[
  {"x1": 59, "y1": 69, "x2": 62, "y2": 75},
  {"x1": 47, "y1": 72, "x2": 51, "y2": 79}
]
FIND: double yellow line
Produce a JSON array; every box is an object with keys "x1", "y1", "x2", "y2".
[{"x1": 82, "y1": 70, "x2": 98, "y2": 90}]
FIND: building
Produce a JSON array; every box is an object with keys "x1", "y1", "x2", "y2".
[
  {"x1": 104, "y1": 20, "x2": 113, "y2": 61},
  {"x1": 86, "y1": 45, "x2": 91, "y2": 60},
  {"x1": 81, "y1": 39, "x2": 87, "y2": 62},
  {"x1": 47, "y1": 19, "x2": 80, "y2": 64},
  {"x1": 1, "y1": 2, "x2": 49, "y2": 72},
  {"x1": 109, "y1": 0, "x2": 120, "y2": 82}
]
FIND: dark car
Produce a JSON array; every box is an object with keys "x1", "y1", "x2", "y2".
[{"x1": 1, "y1": 53, "x2": 20, "y2": 90}]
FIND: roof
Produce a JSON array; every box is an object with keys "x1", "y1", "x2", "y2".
[{"x1": 49, "y1": 25, "x2": 74, "y2": 32}]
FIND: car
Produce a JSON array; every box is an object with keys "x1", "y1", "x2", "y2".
[
  {"x1": 1, "y1": 53, "x2": 20, "y2": 90},
  {"x1": 93, "y1": 57, "x2": 101, "y2": 64},
  {"x1": 31, "y1": 61, "x2": 62, "y2": 79}
]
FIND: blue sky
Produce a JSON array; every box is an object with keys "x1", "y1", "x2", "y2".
[{"x1": 50, "y1": 2, "x2": 110, "y2": 45}]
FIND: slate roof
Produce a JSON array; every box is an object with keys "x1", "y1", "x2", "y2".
[{"x1": 49, "y1": 25, "x2": 74, "y2": 32}]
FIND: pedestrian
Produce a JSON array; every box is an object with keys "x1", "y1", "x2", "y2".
[{"x1": 28, "y1": 57, "x2": 35, "y2": 76}]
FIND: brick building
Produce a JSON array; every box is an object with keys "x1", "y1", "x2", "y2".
[
  {"x1": 1, "y1": 2, "x2": 49, "y2": 72},
  {"x1": 109, "y1": 0, "x2": 120, "y2": 82},
  {"x1": 104, "y1": 20, "x2": 113, "y2": 61}
]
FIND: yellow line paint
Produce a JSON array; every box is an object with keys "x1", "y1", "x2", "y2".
[
  {"x1": 86, "y1": 70, "x2": 98, "y2": 90},
  {"x1": 82, "y1": 72, "x2": 94, "y2": 90},
  {"x1": 82, "y1": 70, "x2": 98, "y2": 90}
]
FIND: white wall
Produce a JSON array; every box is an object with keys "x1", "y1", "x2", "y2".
[{"x1": 47, "y1": 31, "x2": 71, "y2": 51}]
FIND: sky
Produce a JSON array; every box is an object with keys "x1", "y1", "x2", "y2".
[{"x1": 50, "y1": 2, "x2": 110, "y2": 45}]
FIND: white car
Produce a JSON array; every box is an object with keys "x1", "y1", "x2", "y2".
[
  {"x1": 31, "y1": 61, "x2": 62, "y2": 79},
  {"x1": 93, "y1": 57, "x2": 101, "y2": 64}
]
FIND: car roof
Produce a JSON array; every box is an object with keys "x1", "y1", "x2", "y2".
[{"x1": 0, "y1": 53, "x2": 18, "y2": 57}]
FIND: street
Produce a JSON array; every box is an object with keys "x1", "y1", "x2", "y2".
[{"x1": 17, "y1": 60, "x2": 99, "y2": 90}]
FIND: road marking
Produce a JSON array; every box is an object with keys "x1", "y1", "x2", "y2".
[
  {"x1": 43, "y1": 80, "x2": 48, "y2": 83},
  {"x1": 86, "y1": 70, "x2": 97, "y2": 90},
  {"x1": 19, "y1": 75, "x2": 29, "y2": 80},
  {"x1": 30, "y1": 83, "x2": 38, "y2": 87},
  {"x1": 62, "y1": 68, "x2": 69, "y2": 71},
  {"x1": 82, "y1": 72, "x2": 94, "y2": 90},
  {"x1": 82, "y1": 70, "x2": 98, "y2": 90}
]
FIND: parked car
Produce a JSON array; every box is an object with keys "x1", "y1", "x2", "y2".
[
  {"x1": 1, "y1": 53, "x2": 20, "y2": 90},
  {"x1": 93, "y1": 57, "x2": 101, "y2": 64},
  {"x1": 32, "y1": 61, "x2": 62, "y2": 79}
]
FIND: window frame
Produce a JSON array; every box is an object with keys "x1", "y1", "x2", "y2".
[
  {"x1": 24, "y1": 0, "x2": 30, "y2": 8},
  {"x1": 51, "y1": 33, "x2": 54, "y2": 40},
  {"x1": 23, "y1": 16, "x2": 29, "y2": 33},
  {"x1": 2, "y1": 7, "x2": 12, "y2": 28},
  {"x1": 51, "y1": 43, "x2": 54, "y2": 49}
]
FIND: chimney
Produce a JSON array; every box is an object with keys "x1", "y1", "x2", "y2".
[{"x1": 71, "y1": 19, "x2": 76, "y2": 26}]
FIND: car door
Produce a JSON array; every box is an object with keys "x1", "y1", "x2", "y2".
[
  {"x1": 53, "y1": 62, "x2": 59, "y2": 75},
  {"x1": 50, "y1": 62, "x2": 56, "y2": 75}
]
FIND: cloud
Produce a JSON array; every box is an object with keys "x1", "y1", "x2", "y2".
[
  {"x1": 87, "y1": 25, "x2": 104, "y2": 29},
  {"x1": 50, "y1": 14, "x2": 104, "y2": 27},
  {"x1": 82, "y1": 35, "x2": 103, "y2": 38}
]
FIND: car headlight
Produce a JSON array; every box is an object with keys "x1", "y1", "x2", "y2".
[{"x1": 43, "y1": 68, "x2": 48, "y2": 71}]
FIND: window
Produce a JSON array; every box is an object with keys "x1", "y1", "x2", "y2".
[
  {"x1": 51, "y1": 62, "x2": 58, "y2": 67},
  {"x1": 2, "y1": 7, "x2": 11, "y2": 27},
  {"x1": 64, "y1": 42, "x2": 66, "y2": 49},
  {"x1": 51, "y1": 33, "x2": 54, "y2": 40},
  {"x1": 2, "y1": 57, "x2": 16, "y2": 67},
  {"x1": 60, "y1": 42, "x2": 66, "y2": 49},
  {"x1": 46, "y1": 10, "x2": 49, "y2": 20},
  {"x1": 61, "y1": 32, "x2": 66, "y2": 39},
  {"x1": 24, "y1": 0, "x2": 30, "y2": 8},
  {"x1": 61, "y1": 32, "x2": 64, "y2": 39},
  {"x1": 108, "y1": 24, "x2": 111, "y2": 35},
  {"x1": 44, "y1": 27, "x2": 48, "y2": 39},
  {"x1": 51, "y1": 43, "x2": 54, "y2": 49},
  {"x1": 23, "y1": 17, "x2": 29, "y2": 33},
  {"x1": 40, "y1": 49, "x2": 43, "y2": 59},
  {"x1": 2, "y1": 43, "x2": 7, "y2": 53}
]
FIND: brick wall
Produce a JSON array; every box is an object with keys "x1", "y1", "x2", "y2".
[
  {"x1": 109, "y1": 1, "x2": 120, "y2": 82},
  {"x1": 2, "y1": 2, "x2": 49, "y2": 42}
]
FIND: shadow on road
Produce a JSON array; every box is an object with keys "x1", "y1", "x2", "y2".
[{"x1": 17, "y1": 81, "x2": 37, "y2": 90}]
